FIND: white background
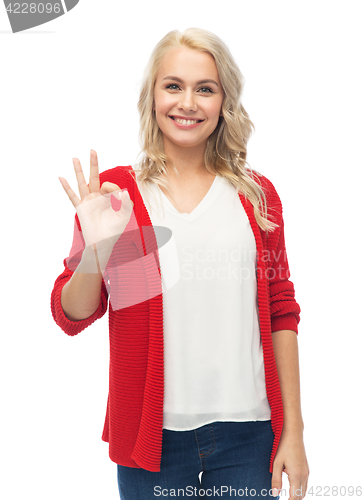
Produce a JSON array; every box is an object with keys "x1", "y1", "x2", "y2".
[{"x1": 1, "y1": 1, "x2": 363, "y2": 499}]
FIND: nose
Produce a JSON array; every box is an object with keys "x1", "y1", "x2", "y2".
[{"x1": 178, "y1": 89, "x2": 197, "y2": 112}]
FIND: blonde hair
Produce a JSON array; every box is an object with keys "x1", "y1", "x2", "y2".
[{"x1": 131, "y1": 27, "x2": 277, "y2": 232}]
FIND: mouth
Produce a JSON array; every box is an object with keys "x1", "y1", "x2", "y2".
[{"x1": 169, "y1": 116, "x2": 204, "y2": 125}]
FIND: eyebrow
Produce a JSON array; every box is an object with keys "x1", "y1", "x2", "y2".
[{"x1": 162, "y1": 76, "x2": 219, "y2": 87}]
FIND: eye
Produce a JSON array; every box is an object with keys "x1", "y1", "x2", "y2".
[
  {"x1": 166, "y1": 84, "x2": 181, "y2": 90},
  {"x1": 198, "y1": 87, "x2": 213, "y2": 93},
  {"x1": 165, "y1": 84, "x2": 214, "y2": 93}
]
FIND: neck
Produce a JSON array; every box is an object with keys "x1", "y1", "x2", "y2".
[{"x1": 163, "y1": 139, "x2": 209, "y2": 180}]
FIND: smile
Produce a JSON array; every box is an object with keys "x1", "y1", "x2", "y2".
[
  {"x1": 169, "y1": 116, "x2": 204, "y2": 128},
  {"x1": 172, "y1": 117, "x2": 202, "y2": 125}
]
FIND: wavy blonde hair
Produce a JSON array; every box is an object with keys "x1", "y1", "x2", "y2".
[{"x1": 131, "y1": 27, "x2": 277, "y2": 232}]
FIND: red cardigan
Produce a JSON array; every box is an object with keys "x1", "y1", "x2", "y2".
[{"x1": 50, "y1": 165, "x2": 300, "y2": 473}]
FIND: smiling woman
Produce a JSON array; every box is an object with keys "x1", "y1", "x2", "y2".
[{"x1": 52, "y1": 27, "x2": 308, "y2": 500}]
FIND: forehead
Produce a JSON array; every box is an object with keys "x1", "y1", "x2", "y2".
[{"x1": 157, "y1": 47, "x2": 219, "y2": 81}]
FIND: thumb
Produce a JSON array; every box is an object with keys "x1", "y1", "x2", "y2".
[{"x1": 271, "y1": 460, "x2": 283, "y2": 497}]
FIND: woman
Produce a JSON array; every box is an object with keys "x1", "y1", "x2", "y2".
[{"x1": 52, "y1": 28, "x2": 309, "y2": 499}]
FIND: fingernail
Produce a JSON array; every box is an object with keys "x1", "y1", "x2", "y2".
[{"x1": 272, "y1": 488, "x2": 279, "y2": 497}]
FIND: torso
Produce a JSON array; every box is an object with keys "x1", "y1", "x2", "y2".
[{"x1": 157, "y1": 171, "x2": 217, "y2": 214}]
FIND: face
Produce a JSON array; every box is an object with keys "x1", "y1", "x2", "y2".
[{"x1": 153, "y1": 46, "x2": 224, "y2": 155}]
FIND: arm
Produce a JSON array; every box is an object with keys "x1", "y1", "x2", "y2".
[
  {"x1": 61, "y1": 243, "x2": 113, "y2": 321},
  {"x1": 272, "y1": 329, "x2": 304, "y2": 434},
  {"x1": 271, "y1": 329, "x2": 309, "y2": 499},
  {"x1": 267, "y1": 213, "x2": 309, "y2": 498},
  {"x1": 259, "y1": 177, "x2": 308, "y2": 498},
  {"x1": 50, "y1": 214, "x2": 109, "y2": 336}
]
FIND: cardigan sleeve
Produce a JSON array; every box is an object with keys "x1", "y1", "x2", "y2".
[
  {"x1": 50, "y1": 212, "x2": 109, "y2": 336},
  {"x1": 259, "y1": 175, "x2": 301, "y2": 334},
  {"x1": 268, "y1": 216, "x2": 300, "y2": 334}
]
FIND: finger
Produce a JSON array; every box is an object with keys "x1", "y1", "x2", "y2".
[
  {"x1": 271, "y1": 461, "x2": 283, "y2": 498},
  {"x1": 100, "y1": 182, "x2": 125, "y2": 195},
  {"x1": 58, "y1": 176, "x2": 81, "y2": 208},
  {"x1": 302, "y1": 477, "x2": 308, "y2": 498},
  {"x1": 73, "y1": 157, "x2": 90, "y2": 200},
  {"x1": 89, "y1": 149, "x2": 100, "y2": 193},
  {"x1": 117, "y1": 189, "x2": 134, "y2": 209},
  {"x1": 288, "y1": 480, "x2": 302, "y2": 500}
]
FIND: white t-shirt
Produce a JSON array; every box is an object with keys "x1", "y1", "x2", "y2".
[{"x1": 133, "y1": 167, "x2": 271, "y2": 431}]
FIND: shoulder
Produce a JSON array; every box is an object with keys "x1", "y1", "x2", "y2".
[
  {"x1": 249, "y1": 170, "x2": 283, "y2": 226},
  {"x1": 250, "y1": 170, "x2": 281, "y2": 201}
]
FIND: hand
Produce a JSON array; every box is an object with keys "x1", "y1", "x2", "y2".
[
  {"x1": 271, "y1": 430, "x2": 309, "y2": 499},
  {"x1": 59, "y1": 149, "x2": 134, "y2": 249}
]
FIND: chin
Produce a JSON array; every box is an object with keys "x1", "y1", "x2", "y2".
[
  {"x1": 171, "y1": 140, "x2": 205, "y2": 149},
  {"x1": 164, "y1": 132, "x2": 207, "y2": 149}
]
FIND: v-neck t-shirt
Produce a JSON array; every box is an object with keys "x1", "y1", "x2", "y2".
[{"x1": 133, "y1": 167, "x2": 271, "y2": 430}]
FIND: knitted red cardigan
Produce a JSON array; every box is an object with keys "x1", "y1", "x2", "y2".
[{"x1": 51, "y1": 166, "x2": 300, "y2": 473}]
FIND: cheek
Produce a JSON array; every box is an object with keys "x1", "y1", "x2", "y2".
[
  {"x1": 204, "y1": 97, "x2": 223, "y2": 116},
  {"x1": 155, "y1": 93, "x2": 173, "y2": 113}
]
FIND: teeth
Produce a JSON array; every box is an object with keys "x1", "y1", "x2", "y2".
[{"x1": 174, "y1": 117, "x2": 199, "y2": 125}]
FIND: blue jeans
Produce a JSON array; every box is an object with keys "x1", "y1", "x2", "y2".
[{"x1": 117, "y1": 420, "x2": 279, "y2": 499}]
